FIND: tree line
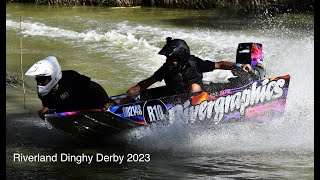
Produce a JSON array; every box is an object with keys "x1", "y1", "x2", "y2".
[{"x1": 7, "y1": 0, "x2": 314, "y2": 13}]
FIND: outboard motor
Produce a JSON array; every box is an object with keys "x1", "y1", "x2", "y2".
[
  {"x1": 235, "y1": 43, "x2": 266, "y2": 79},
  {"x1": 228, "y1": 43, "x2": 266, "y2": 88}
]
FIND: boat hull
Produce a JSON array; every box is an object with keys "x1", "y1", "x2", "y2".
[{"x1": 44, "y1": 74, "x2": 291, "y2": 139}]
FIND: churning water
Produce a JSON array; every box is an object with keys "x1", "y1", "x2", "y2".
[{"x1": 6, "y1": 4, "x2": 313, "y2": 179}]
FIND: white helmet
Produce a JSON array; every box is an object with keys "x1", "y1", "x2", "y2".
[{"x1": 25, "y1": 56, "x2": 62, "y2": 96}]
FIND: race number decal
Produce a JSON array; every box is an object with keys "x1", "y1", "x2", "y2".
[{"x1": 143, "y1": 100, "x2": 167, "y2": 124}]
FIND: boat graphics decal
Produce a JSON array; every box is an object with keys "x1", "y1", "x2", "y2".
[{"x1": 168, "y1": 75, "x2": 290, "y2": 125}]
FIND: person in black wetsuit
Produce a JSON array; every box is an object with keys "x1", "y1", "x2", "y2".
[
  {"x1": 25, "y1": 56, "x2": 116, "y2": 119},
  {"x1": 126, "y1": 37, "x2": 253, "y2": 98}
]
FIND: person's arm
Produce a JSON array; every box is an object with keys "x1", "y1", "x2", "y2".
[
  {"x1": 87, "y1": 81, "x2": 118, "y2": 109},
  {"x1": 36, "y1": 94, "x2": 52, "y2": 119},
  {"x1": 126, "y1": 76, "x2": 157, "y2": 98},
  {"x1": 214, "y1": 61, "x2": 252, "y2": 72},
  {"x1": 37, "y1": 107, "x2": 49, "y2": 120}
]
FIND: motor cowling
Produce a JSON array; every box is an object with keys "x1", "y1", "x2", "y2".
[{"x1": 236, "y1": 43, "x2": 266, "y2": 79}]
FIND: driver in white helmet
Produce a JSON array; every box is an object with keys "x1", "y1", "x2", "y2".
[{"x1": 25, "y1": 56, "x2": 116, "y2": 119}]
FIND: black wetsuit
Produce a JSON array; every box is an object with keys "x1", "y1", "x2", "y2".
[
  {"x1": 39, "y1": 70, "x2": 110, "y2": 112},
  {"x1": 152, "y1": 55, "x2": 215, "y2": 95}
]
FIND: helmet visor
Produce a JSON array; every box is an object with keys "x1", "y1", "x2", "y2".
[
  {"x1": 166, "y1": 55, "x2": 182, "y2": 66},
  {"x1": 35, "y1": 76, "x2": 51, "y2": 86}
]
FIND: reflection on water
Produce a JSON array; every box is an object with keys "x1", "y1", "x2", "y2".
[{"x1": 6, "y1": 4, "x2": 313, "y2": 179}]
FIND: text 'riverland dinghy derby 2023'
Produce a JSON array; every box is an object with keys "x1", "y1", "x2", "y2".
[
  {"x1": 42, "y1": 43, "x2": 290, "y2": 139},
  {"x1": 13, "y1": 152, "x2": 150, "y2": 165}
]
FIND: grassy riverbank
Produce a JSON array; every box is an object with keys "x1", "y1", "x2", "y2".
[{"x1": 7, "y1": 0, "x2": 314, "y2": 13}]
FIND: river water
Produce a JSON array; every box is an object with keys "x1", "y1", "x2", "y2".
[{"x1": 6, "y1": 4, "x2": 314, "y2": 179}]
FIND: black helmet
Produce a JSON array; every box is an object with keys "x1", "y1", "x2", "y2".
[
  {"x1": 158, "y1": 37, "x2": 190, "y2": 58},
  {"x1": 158, "y1": 37, "x2": 190, "y2": 71}
]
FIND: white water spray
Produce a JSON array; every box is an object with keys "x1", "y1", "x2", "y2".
[{"x1": 6, "y1": 15, "x2": 314, "y2": 153}]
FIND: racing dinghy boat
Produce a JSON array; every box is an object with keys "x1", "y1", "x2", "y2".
[{"x1": 43, "y1": 43, "x2": 291, "y2": 139}]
